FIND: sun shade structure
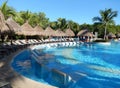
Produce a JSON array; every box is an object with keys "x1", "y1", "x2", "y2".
[
  {"x1": 116, "y1": 33, "x2": 120, "y2": 38},
  {"x1": 54, "y1": 29, "x2": 66, "y2": 37},
  {"x1": 77, "y1": 29, "x2": 94, "y2": 42},
  {"x1": 6, "y1": 16, "x2": 21, "y2": 34},
  {"x1": 0, "y1": 10, "x2": 9, "y2": 34},
  {"x1": 34, "y1": 25, "x2": 44, "y2": 36},
  {"x1": 82, "y1": 32, "x2": 94, "y2": 37},
  {"x1": 107, "y1": 32, "x2": 116, "y2": 38},
  {"x1": 43, "y1": 26, "x2": 55, "y2": 36},
  {"x1": 77, "y1": 29, "x2": 88, "y2": 36},
  {"x1": 18, "y1": 21, "x2": 35, "y2": 36},
  {"x1": 65, "y1": 28, "x2": 75, "y2": 37}
]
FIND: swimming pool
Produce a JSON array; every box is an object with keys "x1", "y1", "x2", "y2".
[{"x1": 11, "y1": 41, "x2": 120, "y2": 88}]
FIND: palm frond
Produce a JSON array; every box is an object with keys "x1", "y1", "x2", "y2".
[
  {"x1": 92, "y1": 17, "x2": 102, "y2": 22},
  {"x1": 108, "y1": 11, "x2": 118, "y2": 20}
]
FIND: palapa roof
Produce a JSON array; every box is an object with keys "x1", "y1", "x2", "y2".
[
  {"x1": 107, "y1": 32, "x2": 116, "y2": 38},
  {"x1": 0, "y1": 10, "x2": 9, "y2": 34},
  {"x1": 6, "y1": 16, "x2": 21, "y2": 33},
  {"x1": 65, "y1": 28, "x2": 75, "y2": 36},
  {"x1": 77, "y1": 29, "x2": 88, "y2": 36},
  {"x1": 54, "y1": 29, "x2": 66, "y2": 37},
  {"x1": 116, "y1": 32, "x2": 120, "y2": 37},
  {"x1": 77, "y1": 29, "x2": 94, "y2": 37},
  {"x1": 34, "y1": 25, "x2": 44, "y2": 36},
  {"x1": 82, "y1": 32, "x2": 94, "y2": 37},
  {"x1": 18, "y1": 21, "x2": 35, "y2": 36},
  {"x1": 43, "y1": 26, "x2": 55, "y2": 36}
]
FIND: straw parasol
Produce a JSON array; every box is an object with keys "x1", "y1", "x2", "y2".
[
  {"x1": 6, "y1": 16, "x2": 21, "y2": 34},
  {"x1": 54, "y1": 29, "x2": 66, "y2": 37},
  {"x1": 43, "y1": 26, "x2": 55, "y2": 36},
  {"x1": 65, "y1": 28, "x2": 75, "y2": 37},
  {"x1": 18, "y1": 21, "x2": 35, "y2": 36},
  {"x1": 0, "y1": 10, "x2": 9, "y2": 34},
  {"x1": 116, "y1": 33, "x2": 120, "y2": 38},
  {"x1": 77, "y1": 29, "x2": 88, "y2": 36},
  {"x1": 107, "y1": 32, "x2": 116, "y2": 38},
  {"x1": 82, "y1": 32, "x2": 94, "y2": 37},
  {"x1": 34, "y1": 25, "x2": 44, "y2": 36}
]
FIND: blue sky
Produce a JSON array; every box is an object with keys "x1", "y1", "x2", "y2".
[{"x1": 0, "y1": 0, "x2": 120, "y2": 24}]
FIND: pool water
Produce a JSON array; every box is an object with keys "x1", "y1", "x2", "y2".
[{"x1": 11, "y1": 42, "x2": 120, "y2": 88}]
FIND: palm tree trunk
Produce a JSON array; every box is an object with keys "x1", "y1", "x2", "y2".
[{"x1": 104, "y1": 24, "x2": 107, "y2": 40}]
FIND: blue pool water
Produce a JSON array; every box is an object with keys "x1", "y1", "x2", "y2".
[{"x1": 11, "y1": 42, "x2": 120, "y2": 88}]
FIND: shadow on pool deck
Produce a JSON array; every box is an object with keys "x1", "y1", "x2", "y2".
[
  {"x1": 0, "y1": 49, "x2": 26, "y2": 86},
  {"x1": 0, "y1": 48, "x2": 56, "y2": 88}
]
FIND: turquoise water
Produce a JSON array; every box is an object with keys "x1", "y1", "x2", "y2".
[{"x1": 11, "y1": 42, "x2": 120, "y2": 88}]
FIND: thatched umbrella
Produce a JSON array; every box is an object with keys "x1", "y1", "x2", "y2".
[
  {"x1": 34, "y1": 25, "x2": 44, "y2": 36},
  {"x1": 0, "y1": 10, "x2": 9, "y2": 34},
  {"x1": 65, "y1": 28, "x2": 75, "y2": 37},
  {"x1": 18, "y1": 21, "x2": 35, "y2": 36},
  {"x1": 54, "y1": 29, "x2": 66, "y2": 37},
  {"x1": 43, "y1": 26, "x2": 55, "y2": 36},
  {"x1": 0, "y1": 10, "x2": 9, "y2": 42},
  {"x1": 116, "y1": 33, "x2": 120, "y2": 38},
  {"x1": 5, "y1": 17, "x2": 22, "y2": 45},
  {"x1": 77, "y1": 29, "x2": 88, "y2": 36},
  {"x1": 82, "y1": 32, "x2": 94, "y2": 37},
  {"x1": 77, "y1": 29, "x2": 94, "y2": 42},
  {"x1": 107, "y1": 32, "x2": 116, "y2": 39},
  {"x1": 6, "y1": 16, "x2": 21, "y2": 33},
  {"x1": 82, "y1": 32, "x2": 94, "y2": 42}
]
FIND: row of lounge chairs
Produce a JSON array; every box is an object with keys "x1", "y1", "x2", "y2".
[
  {"x1": 0, "y1": 39, "x2": 41, "y2": 59},
  {"x1": 0, "y1": 38, "x2": 82, "y2": 59}
]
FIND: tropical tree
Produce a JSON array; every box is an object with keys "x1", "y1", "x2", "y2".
[
  {"x1": 29, "y1": 13, "x2": 38, "y2": 27},
  {"x1": 37, "y1": 12, "x2": 49, "y2": 28},
  {"x1": 93, "y1": 8, "x2": 117, "y2": 39},
  {"x1": 72, "y1": 22, "x2": 80, "y2": 36},
  {"x1": 0, "y1": 1, "x2": 16, "y2": 19},
  {"x1": 57, "y1": 18, "x2": 67, "y2": 31},
  {"x1": 92, "y1": 23, "x2": 104, "y2": 37},
  {"x1": 116, "y1": 25, "x2": 120, "y2": 33},
  {"x1": 19, "y1": 10, "x2": 32, "y2": 23},
  {"x1": 67, "y1": 21, "x2": 80, "y2": 35},
  {"x1": 50, "y1": 21, "x2": 58, "y2": 29},
  {"x1": 28, "y1": 12, "x2": 49, "y2": 28},
  {"x1": 14, "y1": 13, "x2": 24, "y2": 25},
  {"x1": 67, "y1": 20, "x2": 74, "y2": 29}
]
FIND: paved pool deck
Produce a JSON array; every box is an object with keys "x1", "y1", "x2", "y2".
[{"x1": 0, "y1": 47, "x2": 57, "y2": 88}]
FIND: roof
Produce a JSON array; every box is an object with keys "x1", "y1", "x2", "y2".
[
  {"x1": 18, "y1": 21, "x2": 35, "y2": 36},
  {"x1": 54, "y1": 29, "x2": 66, "y2": 36},
  {"x1": 65, "y1": 28, "x2": 75, "y2": 36},
  {"x1": 0, "y1": 10, "x2": 9, "y2": 34},
  {"x1": 34, "y1": 25, "x2": 44, "y2": 36},
  {"x1": 43, "y1": 26, "x2": 55, "y2": 36},
  {"x1": 6, "y1": 17, "x2": 21, "y2": 33},
  {"x1": 77, "y1": 29, "x2": 88, "y2": 36}
]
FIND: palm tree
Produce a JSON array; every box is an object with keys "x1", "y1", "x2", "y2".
[
  {"x1": 93, "y1": 8, "x2": 117, "y2": 39},
  {"x1": 57, "y1": 18, "x2": 67, "y2": 31},
  {"x1": 20, "y1": 10, "x2": 32, "y2": 23},
  {"x1": 14, "y1": 13, "x2": 24, "y2": 25},
  {"x1": 37, "y1": 12, "x2": 49, "y2": 28},
  {"x1": 0, "y1": 1, "x2": 16, "y2": 19}
]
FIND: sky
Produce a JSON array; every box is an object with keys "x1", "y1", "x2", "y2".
[{"x1": 0, "y1": 0, "x2": 120, "y2": 25}]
